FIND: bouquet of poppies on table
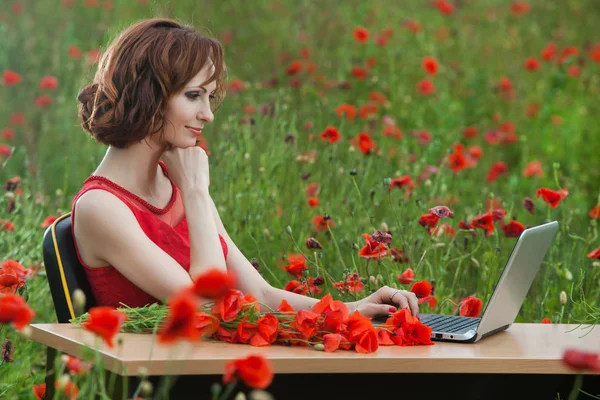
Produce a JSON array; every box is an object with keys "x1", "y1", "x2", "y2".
[{"x1": 70, "y1": 268, "x2": 434, "y2": 353}]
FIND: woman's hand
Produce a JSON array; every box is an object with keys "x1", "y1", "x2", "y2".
[
  {"x1": 352, "y1": 286, "x2": 419, "y2": 319},
  {"x1": 162, "y1": 146, "x2": 210, "y2": 194}
]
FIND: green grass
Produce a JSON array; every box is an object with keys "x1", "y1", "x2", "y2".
[{"x1": 1, "y1": 0, "x2": 600, "y2": 398}]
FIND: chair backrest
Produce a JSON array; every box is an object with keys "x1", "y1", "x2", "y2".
[{"x1": 42, "y1": 212, "x2": 97, "y2": 323}]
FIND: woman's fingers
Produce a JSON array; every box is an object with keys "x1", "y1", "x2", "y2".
[
  {"x1": 401, "y1": 290, "x2": 420, "y2": 316},
  {"x1": 381, "y1": 286, "x2": 419, "y2": 316}
]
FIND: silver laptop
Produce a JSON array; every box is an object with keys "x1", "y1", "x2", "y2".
[{"x1": 377, "y1": 221, "x2": 559, "y2": 343}]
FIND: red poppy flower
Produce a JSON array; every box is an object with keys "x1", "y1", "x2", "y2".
[
  {"x1": 294, "y1": 310, "x2": 320, "y2": 338},
  {"x1": 459, "y1": 296, "x2": 483, "y2": 317},
  {"x1": 223, "y1": 354, "x2": 274, "y2": 389},
  {"x1": 502, "y1": 220, "x2": 525, "y2": 237},
  {"x1": 429, "y1": 205, "x2": 454, "y2": 218},
  {"x1": 422, "y1": 56, "x2": 439, "y2": 76},
  {"x1": 190, "y1": 268, "x2": 237, "y2": 300},
  {"x1": 416, "y1": 79, "x2": 436, "y2": 95},
  {"x1": 276, "y1": 299, "x2": 295, "y2": 313},
  {"x1": 82, "y1": 307, "x2": 127, "y2": 347},
  {"x1": 536, "y1": 187, "x2": 568, "y2": 208},
  {"x1": 524, "y1": 57, "x2": 540, "y2": 71},
  {"x1": 434, "y1": 0, "x2": 455, "y2": 15},
  {"x1": 358, "y1": 233, "x2": 390, "y2": 259},
  {"x1": 586, "y1": 248, "x2": 600, "y2": 259},
  {"x1": 562, "y1": 349, "x2": 600, "y2": 372},
  {"x1": 305, "y1": 182, "x2": 320, "y2": 197},
  {"x1": 284, "y1": 280, "x2": 309, "y2": 295},
  {"x1": 323, "y1": 333, "x2": 343, "y2": 352},
  {"x1": 313, "y1": 215, "x2": 336, "y2": 232},
  {"x1": 523, "y1": 160, "x2": 544, "y2": 177},
  {"x1": 39, "y1": 75, "x2": 59, "y2": 90},
  {"x1": 487, "y1": 162, "x2": 507, "y2": 183},
  {"x1": 541, "y1": 318, "x2": 551, "y2": 324},
  {"x1": 313, "y1": 293, "x2": 348, "y2": 333},
  {"x1": 418, "y1": 213, "x2": 440, "y2": 229},
  {"x1": 471, "y1": 212, "x2": 495, "y2": 236},
  {"x1": 0, "y1": 294, "x2": 35, "y2": 330},
  {"x1": 286, "y1": 60, "x2": 303, "y2": 75},
  {"x1": 250, "y1": 314, "x2": 279, "y2": 346},
  {"x1": 335, "y1": 104, "x2": 357, "y2": 120},
  {"x1": 282, "y1": 253, "x2": 308, "y2": 279},
  {"x1": 2, "y1": 129, "x2": 15, "y2": 141},
  {"x1": 195, "y1": 312, "x2": 220, "y2": 337},
  {"x1": 212, "y1": 289, "x2": 245, "y2": 322},
  {"x1": 40, "y1": 216, "x2": 58, "y2": 229},
  {"x1": 410, "y1": 280, "x2": 433, "y2": 298},
  {"x1": 397, "y1": 268, "x2": 415, "y2": 284},
  {"x1": 333, "y1": 273, "x2": 364, "y2": 294},
  {"x1": 389, "y1": 176, "x2": 415, "y2": 191},
  {"x1": 3, "y1": 71, "x2": 22, "y2": 86},
  {"x1": 32, "y1": 383, "x2": 46, "y2": 400},
  {"x1": 353, "y1": 27, "x2": 370, "y2": 43},
  {"x1": 320, "y1": 126, "x2": 341, "y2": 144},
  {"x1": 589, "y1": 204, "x2": 600, "y2": 219}
]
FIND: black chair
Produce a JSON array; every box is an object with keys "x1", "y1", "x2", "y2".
[{"x1": 42, "y1": 212, "x2": 97, "y2": 324}]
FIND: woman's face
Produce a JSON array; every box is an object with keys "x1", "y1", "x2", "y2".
[{"x1": 159, "y1": 62, "x2": 217, "y2": 149}]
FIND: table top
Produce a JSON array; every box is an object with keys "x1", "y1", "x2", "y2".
[{"x1": 30, "y1": 323, "x2": 600, "y2": 376}]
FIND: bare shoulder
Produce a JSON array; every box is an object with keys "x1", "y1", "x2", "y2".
[
  {"x1": 73, "y1": 189, "x2": 140, "y2": 265},
  {"x1": 74, "y1": 189, "x2": 135, "y2": 227}
]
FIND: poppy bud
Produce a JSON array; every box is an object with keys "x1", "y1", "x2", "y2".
[
  {"x1": 380, "y1": 222, "x2": 389, "y2": 232},
  {"x1": 369, "y1": 276, "x2": 376, "y2": 285},
  {"x1": 73, "y1": 289, "x2": 87, "y2": 312},
  {"x1": 56, "y1": 374, "x2": 70, "y2": 389},
  {"x1": 313, "y1": 276, "x2": 325, "y2": 286},
  {"x1": 19, "y1": 326, "x2": 32, "y2": 339},
  {"x1": 140, "y1": 380, "x2": 153, "y2": 397},
  {"x1": 371, "y1": 230, "x2": 392, "y2": 244},
  {"x1": 2, "y1": 339, "x2": 14, "y2": 363},
  {"x1": 560, "y1": 291, "x2": 568, "y2": 305},
  {"x1": 313, "y1": 343, "x2": 325, "y2": 351},
  {"x1": 249, "y1": 390, "x2": 274, "y2": 400},
  {"x1": 305, "y1": 237, "x2": 323, "y2": 250},
  {"x1": 250, "y1": 258, "x2": 260, "y2": 271},
  {"x1": 284, "y1": 133, "x2": 295, "y2": 145},
  {"x1": 564, "y1": 269, "x2": 573, "y2": 281},
  {"x1": 234, "y1": 393, "x2": 247, "y2": 400},
  {"x1": 285, "y1": 226, "x2": 293, "y2": 235},
  {"x1": 349, "y1": 168, "x2": 357, "y2": 176}
]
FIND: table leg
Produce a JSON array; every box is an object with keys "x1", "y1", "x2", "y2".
[{"x1": 44, "y1": 347, "x2": 57, "y2": 399}]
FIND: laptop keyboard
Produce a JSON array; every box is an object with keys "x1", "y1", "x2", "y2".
[{"x1": 419, "y1": 314, "x2": 480, "y2": 334}]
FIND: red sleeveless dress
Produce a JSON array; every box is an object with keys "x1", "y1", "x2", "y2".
[{"x1": 70, "y1": 161, "x2": 228, "y2": 308}]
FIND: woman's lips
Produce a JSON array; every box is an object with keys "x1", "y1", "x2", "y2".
[{"x1": 187, "y1": 126, "x2": 203, "y2": 136}]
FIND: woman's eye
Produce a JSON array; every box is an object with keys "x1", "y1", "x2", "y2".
[
  {"x1": 209, "y1": 94, "x2": 216, "y2": 100},
  {"x1": 186, "y1": 93, "x2": 200, "y2": 100}
]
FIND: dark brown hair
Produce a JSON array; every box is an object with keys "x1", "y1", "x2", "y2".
[{"x1": 77, "y1": 18, "x2": 227, "y2": 148}]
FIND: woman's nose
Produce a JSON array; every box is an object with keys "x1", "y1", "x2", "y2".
[{"x1": 199, "y1": 106, "x2": 214, "y2": 123}]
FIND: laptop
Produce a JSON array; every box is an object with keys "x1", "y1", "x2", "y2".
[{"x1": 374, "y1": 220, "x2": 559, "y2": 343}]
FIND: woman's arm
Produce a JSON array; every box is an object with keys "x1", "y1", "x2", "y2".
[{"x1": 181, "y1": 188, "x2": 227, "y2": 279}]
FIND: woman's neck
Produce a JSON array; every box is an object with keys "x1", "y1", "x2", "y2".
[{"x1": 93, "y1": 141, "x2": 165, "y2": 198}]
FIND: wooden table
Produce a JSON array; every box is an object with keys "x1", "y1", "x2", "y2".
[{"x1": 31, "y1": 323, "x2": 600, "y2": 399}]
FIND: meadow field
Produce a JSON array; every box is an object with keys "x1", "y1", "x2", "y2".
[{"x1": 1, "y1": 0, "x2": 600, "y2": 398}]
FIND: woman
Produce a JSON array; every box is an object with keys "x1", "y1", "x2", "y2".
[{"x1": 72, "y1": 17, "x2": 419, "y2": 319}]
